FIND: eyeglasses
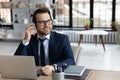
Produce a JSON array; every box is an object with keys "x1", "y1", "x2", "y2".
[{"x1": 36, "y1": 19, "x2": 52, "y2": 26}]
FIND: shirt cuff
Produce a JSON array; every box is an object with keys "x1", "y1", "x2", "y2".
[{"x1": 22, "y1": 40, "x2": 29, "y2": 46}]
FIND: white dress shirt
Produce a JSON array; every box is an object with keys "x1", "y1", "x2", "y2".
[{"x1": 22, "y1": 33, "x2": 50, "y2": 65}]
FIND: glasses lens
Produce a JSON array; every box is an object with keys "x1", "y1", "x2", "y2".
[{"x1": 37, "y1": 19, "x2": 52, "y2": 26}]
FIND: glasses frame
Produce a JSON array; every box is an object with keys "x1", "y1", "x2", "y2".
[{"x1": 36, "y1": 19, "x2": 53, "y2": 26}]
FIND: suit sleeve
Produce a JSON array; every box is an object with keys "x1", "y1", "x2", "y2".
[
  {"x1": 56, "y1": 35, "x2": 76, "y2": 67},
  {"x1": 14, "y1": 42, "x2": 29, "y2": 56}
]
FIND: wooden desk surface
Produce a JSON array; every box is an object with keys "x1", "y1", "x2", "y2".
[
  {"x1": 37, "y1": 70, "x2": 120, "y2": 80},
  {"x1": 1, "y1": 70, "x2": 120, "y2": 80},
  {"x1": 88, "y1": 70, "x2": 120, "y2": 80}
]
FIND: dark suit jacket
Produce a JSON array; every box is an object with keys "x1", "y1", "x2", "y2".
[{"x1": 14, "y1": 31, "x2": 75, "y2": 66}]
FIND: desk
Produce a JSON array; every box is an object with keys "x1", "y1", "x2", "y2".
[
  {"x1": 76, "y1": 30, "x2": 108, "y2": 51},
  {"x1": 88, "y1": 70, "x2": 120, "y2": 80},
  {"x1": 37, "y1": 70, "x2": 120, "y2": 80},
  {"x1": 1, "y1": 69, "x2": 120, "y2": 80}
]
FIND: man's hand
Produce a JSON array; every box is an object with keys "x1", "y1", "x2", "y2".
[
  {"x1": 24, "y1": 24, "x2": 37, "y2": 42},
  {"x1": 41, "y1": 65, "x2": 54, "y2": 76}
]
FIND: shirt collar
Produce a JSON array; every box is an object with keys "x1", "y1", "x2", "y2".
[{"x1": 37, "y1": 33, "x2": 50, "y2": 40}]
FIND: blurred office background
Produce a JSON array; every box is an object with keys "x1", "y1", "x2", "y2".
[{"x1": 0, "y1": 0, "x2": 120, "y2": 71}]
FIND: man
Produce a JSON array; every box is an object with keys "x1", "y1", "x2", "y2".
[{"x1": 14, "y1": 7, "x2": 75, "y2": 76}]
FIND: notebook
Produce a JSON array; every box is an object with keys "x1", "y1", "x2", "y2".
[
  {"x1": 64, "y1": 65, "x2": 86, "y2": 76},
  {"x1": 0, "y1": 55, "x2": 38, "y2": 79}
]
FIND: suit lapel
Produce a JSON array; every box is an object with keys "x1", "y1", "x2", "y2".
[
  {"x1": 32, "y1": 35, "x2": 39, "y2": 57},
  {"x1": 33, "y1": 39, "x2": 38, "y2": 56},
  {"x1": 49, "y1": 32, "x2": 54, "y2": 64},
  {"x1": 31, "y1": 35, "x2": 40, "y2": 65}
]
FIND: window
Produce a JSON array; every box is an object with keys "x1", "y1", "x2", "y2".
[
  {"x1": 72, "y1": 0, "x2": 90, "y2": 27},
  {"x1": 94, "y1": 0, "x2": 112, "y2": 28},
  {"x1": 53, "y1": 0, "x2": 70, "y2": 26},
  {"x1": 116, "y1": 0, "x2": 120, "y2": 24},
  {"x1": 0, "y1": 0, "x2": 11, "y2": 23},
  {"x1": 52, "y1": 0, "x2": 117, "y2": 29}
]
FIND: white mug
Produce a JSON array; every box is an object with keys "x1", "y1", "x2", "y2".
[{"x1": 52, "y1": 71, "x2": 64, "y2": 80}]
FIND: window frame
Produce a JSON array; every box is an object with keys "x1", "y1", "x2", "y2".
[{"x1": 52, "y1": 0, "x2": 116, "y2": 31}]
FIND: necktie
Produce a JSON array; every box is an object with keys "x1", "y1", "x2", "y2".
[{"x1": 39, "y1": 38, "x2": 46, "y2": 66}]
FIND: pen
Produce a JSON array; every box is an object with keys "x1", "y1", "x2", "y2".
[
  {"x1": 53, "y1": 64, "x2": 57, "y2": 72},
  {"x1": 62, "y1": 63, "x2": 68, "y2": 72}
]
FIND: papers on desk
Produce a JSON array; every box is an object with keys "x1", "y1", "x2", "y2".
[{"x1": 64, "y1": 65, "x2": 86, "y2": 76}]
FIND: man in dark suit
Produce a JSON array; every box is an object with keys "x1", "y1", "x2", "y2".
[{"x1": 14, "y1": 7, "x2": 75, "y2": 75}]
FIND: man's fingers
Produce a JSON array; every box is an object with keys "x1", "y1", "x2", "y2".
[
  {"x1": 30, "y1": 30, "x2": 37, "y2": 35},
  {"x1": 41, "y1": 66, "x2": 53, "y2": 75},
  {"x1": 26, "y1": 24, "x2": 35, "y2": 31}
]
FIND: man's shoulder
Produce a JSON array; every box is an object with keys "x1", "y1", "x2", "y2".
[
  {"x1": 51, "y1": 31, "x2": 68, "y2": 42},
  {"x1": 51, "y1": 31, "x2": 67, "y2": 37}
]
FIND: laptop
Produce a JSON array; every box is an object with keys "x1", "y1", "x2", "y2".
[{"x1": 0, "y1": 55, "x2": 38, "y2": 79}]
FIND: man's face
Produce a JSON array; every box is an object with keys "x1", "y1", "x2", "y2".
[{"x1": 35, "y1": 13, "x2": 52, "y2": 37}]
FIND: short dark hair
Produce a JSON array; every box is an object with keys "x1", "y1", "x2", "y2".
[{"x1": 32, "y1": 7, "x2": 52, "y2": 23}]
